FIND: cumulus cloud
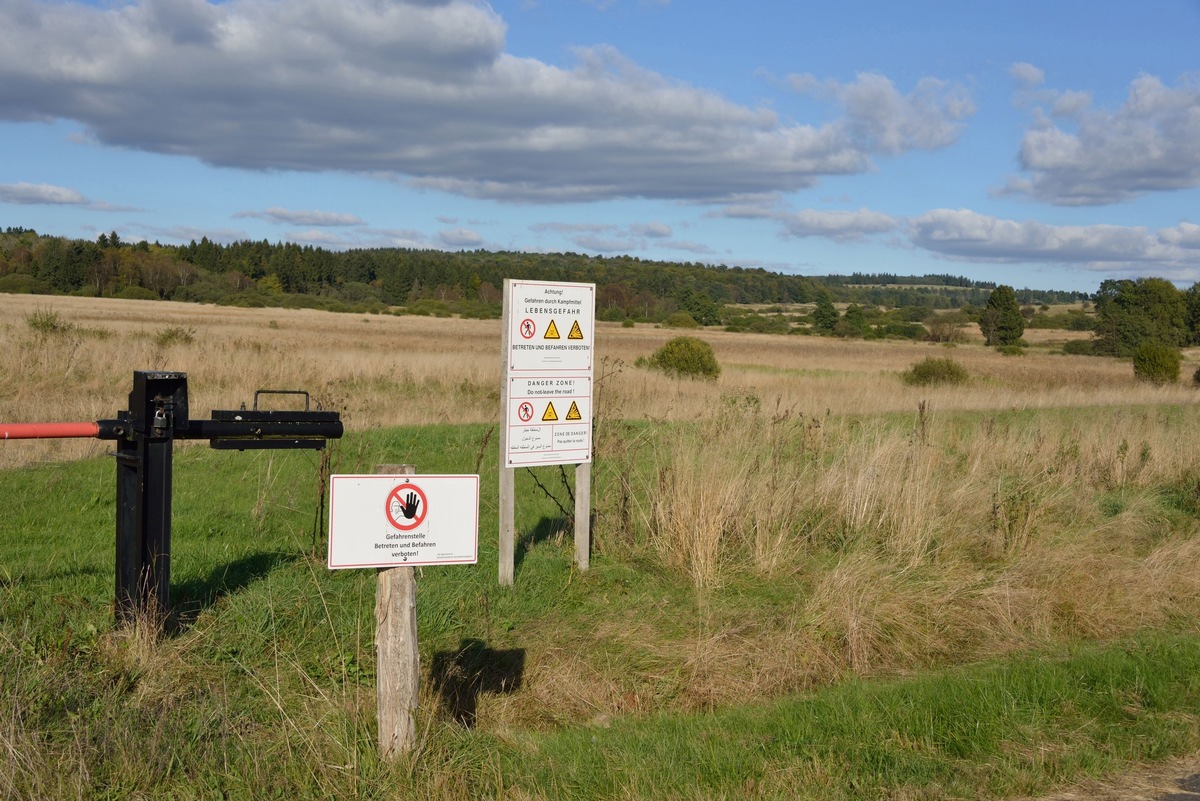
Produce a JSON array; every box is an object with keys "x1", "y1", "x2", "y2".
[
  {"x1": 909, "y1": 209, "x2": 1200, "y2": 279},
  {"x1": 787, "y1": 71, "x2": 974, "y2": 154},
  {"x1": 713, "y1": 202, "x2": 898, "y2": 243},
  {"x1": 779, "y1": 208, "x2": 899, "y2": 242},
  {"x1": 0, "y1": 181, "x2": 89, "y2": 205},
  {"x1": 235, "y1": 207, "x2": 366, "y2": 226},
  {"x1": 531, "y1": 218, "x2": 707, "y2": 253},
  {"x1": 0, "y1": 0, "x2": 971, "y2": 203},
  {"x1": 1009, "y1": 62, "x2": 1045, "y2": 87},
  {"x1": 630, "y1": 221, "x2": 672, "y2": 238},
  {"x1": 439, "y1": 227, "x2": 484, "y2": 247},
  {"x1": 1004, "y1": 73, "x2": 1200, "y2": 205}
]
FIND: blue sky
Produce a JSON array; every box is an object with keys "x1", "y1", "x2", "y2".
[{"x1": 2, "y1": 0, "x2": 1199, "y2": 292}]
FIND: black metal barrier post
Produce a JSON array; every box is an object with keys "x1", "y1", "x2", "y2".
[
  {"x1": 92, "y1": 371, "x2": 342, "y2": 627},
  {"x1": 111, "y1": 371, "x2": 187, "y2": 625}
]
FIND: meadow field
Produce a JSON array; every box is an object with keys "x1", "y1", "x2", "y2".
[{"x1": 4, "y1": 293, "x2": 1200, "y2": 799}]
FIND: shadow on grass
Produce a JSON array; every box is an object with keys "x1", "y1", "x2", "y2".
[
  {"x1": 170, "y1": 550, "x2": 297, "y2": 633},
  {"x1": 514, "y1": 515, "x2": 571, "y2": 575},
  {"x1": 430, "y1": 638, "x2": 525, "y2": 728}
]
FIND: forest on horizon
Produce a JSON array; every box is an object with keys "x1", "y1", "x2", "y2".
[{"x1": 0, "y1": 226, "x2": 1090, "y2": 324}]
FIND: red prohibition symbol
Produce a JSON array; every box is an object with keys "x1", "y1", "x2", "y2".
[
  {"x1": 519, "y1": 318, "x2": 536, "y2": 339},
  {"x1": 517, "y1": 401, "x2": 535, "y2": 422},
  {"x1": 385, "y1": 482, "x2": 428, "y2": 531}
]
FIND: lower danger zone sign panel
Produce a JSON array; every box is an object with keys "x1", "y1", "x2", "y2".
[
  {"x1": 506, "y1": 376, "x2": 591, "y2": 466},
  {"x1": 328, "y1": 474, "x2": 479, "y2": 569}
]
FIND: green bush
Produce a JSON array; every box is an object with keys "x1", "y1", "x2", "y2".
[
  {"x1": 1132, "y1": 341, "x2": 1181, "y2": 385},
  {"x1": 996, "y1": 344, "x2": 1025, "y2": 356},
  {"x1": 643, "y1": 336, "x2": 720, "y2": 380},
  {"x1": 1062, "y1": 339, "x2": 1096, "y2": 356},
  {"x1": 0, "y1": 274, "x2": 53, "y2": 295},
  {"x1": 113, "y1": 285, "x2": 158, "y2": 301},
  {"x1": 25, "y1": 306, "x2": 74, "y2": 335},
  {"x1": 901, "y1": 356, "x2": 969, "y2": 386},
  {"x1": 663, "y1": 311, "x2": 699, "y2": 329}
]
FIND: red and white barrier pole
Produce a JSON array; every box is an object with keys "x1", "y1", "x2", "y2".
[{"x1": 0, "y1": 422, "x2": 101, "y2": 440}]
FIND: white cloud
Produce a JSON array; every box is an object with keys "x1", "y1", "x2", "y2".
[
  {"x1": 630, "y1": 222, "x2": 672, "y2": 238},
  {"x1": 1160, "y1": 221, "x2": 1200, "y2": 249},
  {"x1": 909, "y1": 209, "x2": 1200, "y2": 279},
  {"x1": 0, "y1": 0, "x2": 972, "y2": 203},
  {"x1": 1009, "y1": 62, "x2": 1045, "y2": 87},
  {"x1": 0, "y1": 181, "x2": 88, "y2": 205},
  {"x1": 788, "y1": 71, "x2": 974, "y2": 154},
  {"x1": 575, "y1": 234, "x2": 637, "y2": 252},
  {"x1": 780, "y1": 208, "x2": 899, "y2": 242},
  {"x1": 1004, "y1": 73, "x2": 1200, "y2": 205},
  {"x1": 439, "y1": 227, "x2": 484, "y2": 248},
  {"x1": 235, "y1": 207, "x2": 366, "y2": 226},
  {"x1": 662, "y1": 239, "x2": 715, "y2": 255},
  {"x1": 530, "y1": 222, "x2": 616, "y2": 234}
]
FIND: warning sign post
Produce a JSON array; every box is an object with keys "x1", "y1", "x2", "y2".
[{"x1": 500, "y1": 279, "x2": 596, "y2": 585}]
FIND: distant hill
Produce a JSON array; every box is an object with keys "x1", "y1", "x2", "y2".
[{"x1": 0, "y1": 226, "x2": 1089, "y2": 320}]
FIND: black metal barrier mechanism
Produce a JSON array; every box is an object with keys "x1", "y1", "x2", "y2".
[{"x1": 93, "y1": 371, "x2": 342, "y2": 626}]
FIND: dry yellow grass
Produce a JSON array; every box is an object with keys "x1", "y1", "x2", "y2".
[{"x1": 2, "y1": 294, "x2": 1189, "y2": 454}]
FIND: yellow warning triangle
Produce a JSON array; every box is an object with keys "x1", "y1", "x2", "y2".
[
  {"x1": 566, "y1": 401, "x2": 582, "y2": 421},
  {"x1": 568, "y1": 320, "x2": 584, "y2": 340},
  {"x1": 542, "y1": 402, "x2": 559, "y2": 422},
  {"x1": 544, "y1": 319, "x2": 561, "y2": 339}
]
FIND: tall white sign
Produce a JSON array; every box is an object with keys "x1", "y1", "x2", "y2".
[{"x1": 502, "y1": 280, "x2": 595, "y2": 467}]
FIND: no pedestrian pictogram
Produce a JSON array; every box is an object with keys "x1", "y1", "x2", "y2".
[
  {"x1": 544, "y1": 320, "x2": 561, "y2": 339},
  {"x1": 568, "y1": 320, "x2": 584, "y2": 340},
  {"x1": 566, "y1": 401, "x2": 582, "y2": 421},
  {"x1": 385, "y1": 482, "x2": 428, "y2": 531},
  {"x1": 542, "y1": 402, "x2": 559, "y2": 422},
  {"x1": 519, "y1": 319, "x2": 536, "y2": 339},
  {"x1": 517, "y1": 402, "x2": 534, "y2": 422}
]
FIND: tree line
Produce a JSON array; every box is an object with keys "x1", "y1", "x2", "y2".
[{"x1": 1, "y1": 227, "x2": 1086, "y2": 321}]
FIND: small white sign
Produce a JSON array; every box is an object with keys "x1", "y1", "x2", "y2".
[{"x1": 328, "y1": 474, "x2": 479, "y2": 569}]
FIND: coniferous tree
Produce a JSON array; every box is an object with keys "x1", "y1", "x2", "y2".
[{"x1": 980, "y1": 285, "x2": 1024, "y2": 346}]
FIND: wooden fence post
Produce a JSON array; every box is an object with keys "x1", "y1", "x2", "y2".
[{"x1": 375, "y1": 463, "x2": 419, "y2": 759}]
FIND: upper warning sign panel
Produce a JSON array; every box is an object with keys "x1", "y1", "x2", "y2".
[{"x1": 507, "y1": 281, "x2": 595, "y2": 373}]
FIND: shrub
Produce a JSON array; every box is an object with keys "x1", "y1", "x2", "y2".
[
  {"x1": 152, "y1": 326, "x2": 196, "y2": 347},
  {"x1": 996, "y1": 344, "x2": 1025, "y2": 356},
  {"x1": 663, "y1": 311, "x2": 699, "y2": 329},
  {"x1": 901, "y1": 356, "x2": 969, "y2": 386},
  {"x1": 1062, "y1": 339, "x2": 1096, "y2": 356},
  {"x1": 25, "y1": 306, "x2": 73, "y2": 336},
  {"x1": 1132, "y1": 341, "x2": 1181, "y2": 385},
  {"x1": 644, "y1": 336, "x2": 720, "y2": 380},
  {"x1": 0, "y1": 274, "x2": 53, "y2": 295},
  {"x1": 924, "y1": 312, "x2": 968, "y2": 343},
  {"x1": 113, "y1": 285, "x2": 158, "y2": 301},
  {"x1": 621, "y1": 318, "x2": 636, "y2": 328},
  {"x1": 1192, "y1": 366, "x2": 1200, "y2": 387}
]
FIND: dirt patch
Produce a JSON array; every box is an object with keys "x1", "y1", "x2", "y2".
[{"x1": 1012, "y1": 754, "x2": 1200, "y2": 800}]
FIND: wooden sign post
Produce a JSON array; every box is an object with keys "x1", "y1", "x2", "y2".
[
  {"x1": 328, "y1": 468, "x2": 480, "y2": 759},
  {"x1": 374, "y1": 463, "x2": 419, "y2": 759}
]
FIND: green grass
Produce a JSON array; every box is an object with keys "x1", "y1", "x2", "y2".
[
  {"x1": 506, "y1": 634, "x2": 1200, "y2": 800},
  {"x1": 3, "y1": 423, "x2": 1200, "y2": 799}
]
